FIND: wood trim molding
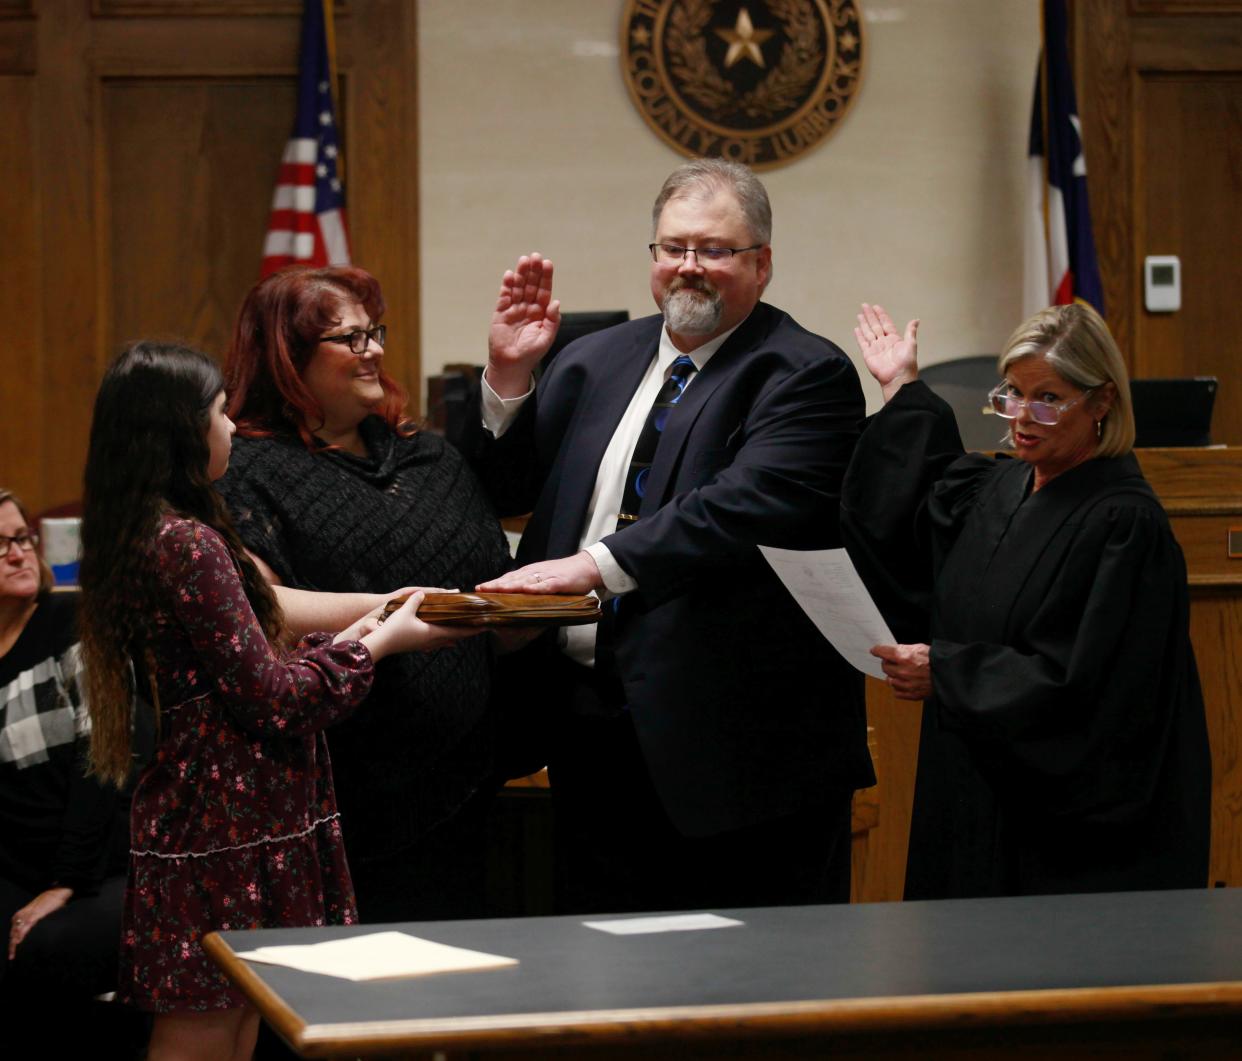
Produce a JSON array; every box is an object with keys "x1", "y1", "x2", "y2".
[
  {"x1": 91, "y1": 17, "x2": 301, "y2": 75},
  {"x1": 1163, "y1": 502, "x2": 1242, "y2": 517},
  {"x1": 1131, "y1": 0, "x2": 1242, "y2": 15},
  {"x1": 91, "y1": 1, "x2": 348, "y2": 16}
]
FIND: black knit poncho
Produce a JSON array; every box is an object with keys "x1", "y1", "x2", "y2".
[{"x1": 217, "y1": 417, "x2": 511, "y2": 859}]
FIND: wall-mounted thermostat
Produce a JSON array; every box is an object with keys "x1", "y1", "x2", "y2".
[{"x1": 1144, "y1": 255, "x2": 1181, "y2": 312}]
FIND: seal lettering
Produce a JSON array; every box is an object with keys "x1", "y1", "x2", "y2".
[{"x1": 620, "y1": 0, "x2": 865, "y2": 170}]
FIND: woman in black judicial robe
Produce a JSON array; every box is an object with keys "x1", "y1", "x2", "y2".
[{"x1": 841, "y1": 302, "x2": 1210, "y2": 899}]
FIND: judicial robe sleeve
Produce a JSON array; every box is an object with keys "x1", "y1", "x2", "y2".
[{"x1": 841, "y1": 379, "x2": 991, "y2": 644}]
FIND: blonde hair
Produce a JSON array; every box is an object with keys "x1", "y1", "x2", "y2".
[
  {"x1": 998, "y1": 302, "x2": 1135, "y2": 458},
  {"x1": 0, "y1": 488, "x2": 55, "y2": 595}
]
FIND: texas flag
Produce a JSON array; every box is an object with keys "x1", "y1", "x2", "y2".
[
  {"x1": 1023, "y1": 0, "x2": 1104, "y2": 317},
  {"x1": 260, "y1": 0, "x2": 350, "y2": 277}
]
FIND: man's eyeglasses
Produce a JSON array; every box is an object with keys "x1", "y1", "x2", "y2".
[
  {"x1": 0, "y1": 532, "x2": 38, "y2": 560},
  {"x1": 648, "y1": 243, "x2": 763, "y2": 265},
  {"x1": 987, "y1": 385, "x2": 1094, "y2": 426},
  {"x1": 320, "y1": 324, "x2": 387, "y2": 356}
]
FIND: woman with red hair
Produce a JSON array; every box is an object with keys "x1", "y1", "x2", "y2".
[{"x1": 218, "y1": 266, "x2": 511, "y2": 923}]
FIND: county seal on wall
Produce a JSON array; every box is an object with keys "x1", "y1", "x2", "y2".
[{"x1": 621, "y1": 0, "x2": 865, "y2": 169}]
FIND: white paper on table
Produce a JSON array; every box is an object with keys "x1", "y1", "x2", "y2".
[
  {"x1": 581, "y1": 913, "x2": 744, "y2": 935},
  {"x1": 236, "y1": 931, "x2": 518, "y2": 981},
  {"x1": 759, "y1": 546, "x2": 895, "y2": 679}
]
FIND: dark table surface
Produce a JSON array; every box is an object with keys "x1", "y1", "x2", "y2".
[{"x1": 209, "y1": 888, "x2": 1242, "y2": 1036}]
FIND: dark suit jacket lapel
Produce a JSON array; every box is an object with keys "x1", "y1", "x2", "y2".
[
  {"x1": 543, "y1": 322, "x2": 659, "y2": 557},
  {"x1": 640, "y1": 306, "x2": 768, "y2": 513}
]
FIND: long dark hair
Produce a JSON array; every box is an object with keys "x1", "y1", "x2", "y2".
[
  {"x1": 80, "y1": 340, "x2": 284, "y2": 785},
  {"x1": 224, "y1": 265, "x2": 414, "y2": 447}
]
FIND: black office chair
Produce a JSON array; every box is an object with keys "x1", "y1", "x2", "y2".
[
  {"x1": 424, "y1": 311, "x2": 631, "y2": 438},
  {"x1": 541, "y1": 310, "x2": 630, "y2": 371},
  {"x1": 919, "y1": 355, "x2": 1004, "y2": 452}
]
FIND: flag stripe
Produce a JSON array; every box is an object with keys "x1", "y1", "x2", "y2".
[
  {"x1": 1022, "y1": 0, "x2": 1103, "y2": 317},
  {"x1": 271, "y1": 185, "x2": 318, "y2": 212},
  {"x1": 260, "y1": 0, "x2": 350, "y2": 278},
  {"x1": 318, "y1": 208, "x2": 350, "y2": 266}
]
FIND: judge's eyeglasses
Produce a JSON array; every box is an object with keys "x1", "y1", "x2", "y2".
[{"x1": 986, "y1": 385, "x2": 1094, "y2": 426}]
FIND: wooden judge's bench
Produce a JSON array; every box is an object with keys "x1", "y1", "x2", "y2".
[{"x1": 851, "y1": 446, "x2": 1242, "y2": 902}]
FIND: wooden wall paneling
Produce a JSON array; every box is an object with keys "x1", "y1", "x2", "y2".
[
  {"x1": 0, "y1": 15, "x2": 34, "y2": 72},
  {"x1": 1134, "y1": 74, "x2": 1242, "y2": 448},
  {"x1": 1190, "y1": 589, "x2": 1242, "y2": 888},
  {"x1": 102, "y1": 78, "x2": 298, "y2": 360},
  {"x1": 1075, "y1": 0, "x2": 1134, "y2": 360},
  {"x1": 1131, "y1": 14, "x2": 1242, "y2": 68},
  {"x1": 92, "y1": 15, "x2": 300, "y2": 74},
  {"x1": 35, "y1": 1, "x2": 98, "y2": 512},
  {"x1": 1139, "y1": 446, "x2": 1242, "y2": 888},
  {"x1": 0, "y1": 76, "x2": 42, "y2": 501},
  {"x1": 93, "y1": 1, "x2": 304, "y2": 14},
  {"x1": 1, "y1": 2, "x2": 418, "y2": 514},
  {"x1": 851, "y1": 680, "x2": 920, "y2": 903},
  {"x1": 345, "y1": 0, "x2": 421, "y2": 412},
  {"x1": 1131, "y1": 1, "x2": 1242, "y2": 18},
  {"x1": 1078, "y1": 4, "x2": 1242, "y2": 448}
]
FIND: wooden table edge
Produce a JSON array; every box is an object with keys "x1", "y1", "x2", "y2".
[
  {"x1": 201, "y1": 932, "x2": 1242, "y2": 1059},
  {"x1": 202, "y1": 931, "x2": 309, "y2": 1049}
]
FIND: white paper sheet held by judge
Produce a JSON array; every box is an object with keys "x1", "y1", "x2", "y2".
[
  {"x1": 237, "y1": 931, "x2": 518, "y2": 981},
  {"x1": 760, "y1": 546, "x2": 894, "y2": 679}
]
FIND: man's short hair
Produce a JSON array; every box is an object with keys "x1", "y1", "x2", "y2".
[{"x1": 651, "y1": 159, "x2": 772, "y2": 245}]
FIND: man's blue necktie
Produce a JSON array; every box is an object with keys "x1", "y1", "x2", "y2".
[
  {"x1": 594, "y1": 354, "x2": 699, "y2": 694},
  {"x1": 615, "y1": 354, "x2": 698, "y2": 532}
]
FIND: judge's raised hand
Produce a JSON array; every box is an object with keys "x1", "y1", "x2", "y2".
[
  {"x1": 487, "y1": 253, "x2": 562, "y2": 398},
  {"x1": 871, "y1": 642, "x2": 932, "y2": 701},
  {"x1": 855, "y1": 303, "x2": 920, "y2": 405}
]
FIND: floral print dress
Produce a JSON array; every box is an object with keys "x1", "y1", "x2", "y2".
[{"x1": 117, "y1": 514, "x2": 374, "y2": 1012}]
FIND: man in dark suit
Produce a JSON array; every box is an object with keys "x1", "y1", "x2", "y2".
[{"x1": 467, "y1": 159, "x2": 873, "y2": 914}]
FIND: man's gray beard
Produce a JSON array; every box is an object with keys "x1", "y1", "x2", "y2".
[{"x1": 662, "y1": 286, "x2": 722, "y2": 336}]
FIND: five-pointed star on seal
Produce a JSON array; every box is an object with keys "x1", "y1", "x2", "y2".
[{"x1": 715, "y1": 7, "x2": 774, "y2": 69}]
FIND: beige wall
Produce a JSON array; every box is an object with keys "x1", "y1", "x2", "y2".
[{"x1": 419, "y1": 0, "x2": 1040, "y2": 411}]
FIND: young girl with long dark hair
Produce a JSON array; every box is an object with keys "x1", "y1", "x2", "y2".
[{"x1": 79, "y1": 341, "x2": 471, "y2": 1061}]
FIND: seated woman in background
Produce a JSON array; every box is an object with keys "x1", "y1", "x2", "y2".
[
  {"x1": 0, "y1": 488, "x2": 138, "y2": 1055},
  {"x1": 217, "y1": 266, "x2": 512, "y2": 923},
  {"x1": 841, "y1": 302, "x2": 1211, "y2": 899},
  {"x1": 79, "y1": 341, "x2": 475, "y2": 1061}
]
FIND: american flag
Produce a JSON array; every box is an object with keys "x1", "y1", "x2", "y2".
[
  {"x1": 1023, "y1": 0, "x2": 1104, "y2": 317},
  {"x1": 260, "y1": 0, "x2": 350, "y2": 277}
]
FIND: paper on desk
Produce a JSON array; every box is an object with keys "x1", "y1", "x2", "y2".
[
  {"x1": 582, "y1": 913, "x2": 744, "y2": 935},
  {"x1": 237, "y1": 931, "x2": 518, "y2": 981},
  {"x1": 759, "y1": 546, "x2": 894, "y2": 680}
]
